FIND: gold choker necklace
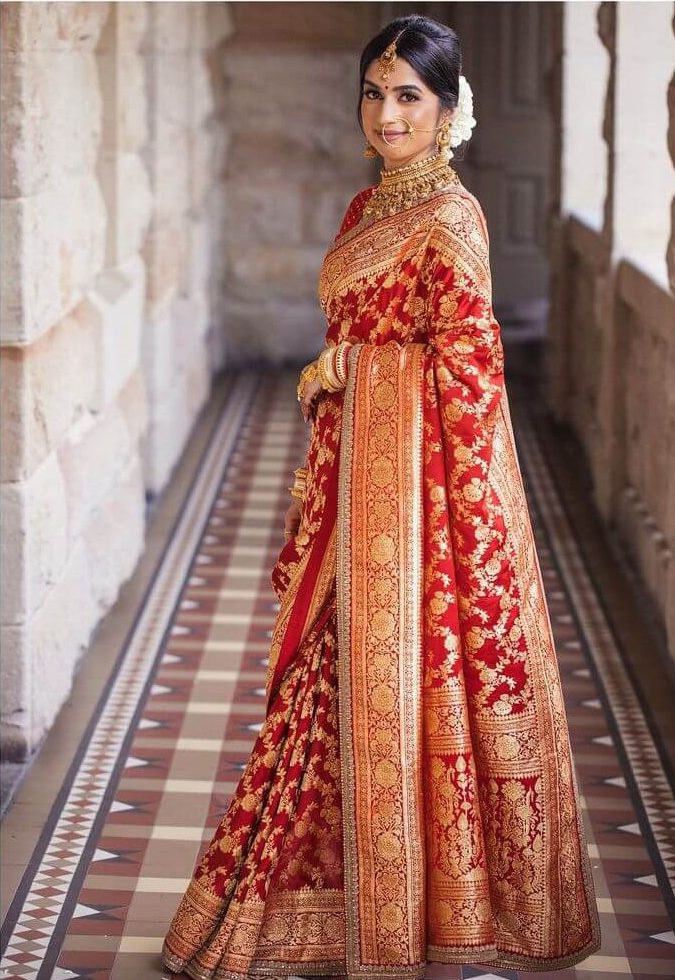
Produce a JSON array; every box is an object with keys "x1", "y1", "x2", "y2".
[{"x1": 361, "y1": 152, "x2": 460, "y2": 223}]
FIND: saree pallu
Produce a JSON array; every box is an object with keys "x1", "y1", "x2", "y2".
[{"x1": 162, "y1": 182, "x2": 601, "y2": 978}]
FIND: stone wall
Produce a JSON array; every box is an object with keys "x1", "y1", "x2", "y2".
[
  {"x1": 0, "y1": 1, "x2": 233, "y2": 759},
  {"x1": 547, "y1": 2, "x2": 675, "y2": 658},
  {"x1": 218, "y1": 2, "x2": 379, "y2": 365}
]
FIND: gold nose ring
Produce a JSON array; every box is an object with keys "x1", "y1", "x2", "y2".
[{"x1": 380, "y1": 117, "x2": 414, "y2": 146}]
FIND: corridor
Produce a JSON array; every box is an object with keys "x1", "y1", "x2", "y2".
[
  {"x1": 2, "y1": 4, "x2": 674, "y2": 976},
  {"x1": 1, "y1": 371, "x2": 673, "y2": 980}
]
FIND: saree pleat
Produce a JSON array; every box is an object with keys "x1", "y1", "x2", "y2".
[
  {"x1": 163, "y1": 176, "x2": 601, "y2": 978},
  {"x1": 162, "y1": 599, "x2": 346, "y2": 979}
]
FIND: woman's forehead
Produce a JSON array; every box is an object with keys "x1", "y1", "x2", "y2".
[{"x1": 364, "y1": 57, "x2": 430, "y2": 91}]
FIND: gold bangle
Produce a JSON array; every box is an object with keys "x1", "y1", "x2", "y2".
[
  {"x1": 335, "y1": 342, "x2": 351, "y2": 387},
  {"x1": 316, "y1": 350, "x2": 330, "y2": 391},
  {"x1": 318, "y1": 347, "x2": 341, "y2": 392}
]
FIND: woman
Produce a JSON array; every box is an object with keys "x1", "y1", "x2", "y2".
[{"x1": 162, "y1": 15, "x2": 601, "y2": 979}]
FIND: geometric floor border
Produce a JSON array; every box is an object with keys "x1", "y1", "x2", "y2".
[{"x1": 0, "y1": 375, "x2": 258, "y2": 979}]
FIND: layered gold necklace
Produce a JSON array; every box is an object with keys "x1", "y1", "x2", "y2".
[{"x1": 360, "y1": 151, "x2": 461, "y2": 224}]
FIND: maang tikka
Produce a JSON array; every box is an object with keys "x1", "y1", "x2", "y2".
[{"x1": 377, "y1": 28, "x2": 405, "y2": 80}]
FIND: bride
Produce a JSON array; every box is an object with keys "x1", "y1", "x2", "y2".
[{"x1": 162, "y1": 14, "x2": 601, "y2": 979}]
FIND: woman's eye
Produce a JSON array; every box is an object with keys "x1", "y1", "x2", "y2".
[
  {"x1": 400, "y1": 92, "x2": 418, "y2": 102},
  {"x1": 363, "y1": 90, "x2": 381, "y2": 100}
]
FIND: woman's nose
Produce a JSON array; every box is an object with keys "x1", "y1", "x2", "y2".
[{"x1": 376, "y1": 99, "x2": 403, "y2": 123}]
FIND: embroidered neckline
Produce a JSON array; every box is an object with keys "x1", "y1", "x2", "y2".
[{"x1": 360, "y1": 152, "x2": 461, "y2": 224}]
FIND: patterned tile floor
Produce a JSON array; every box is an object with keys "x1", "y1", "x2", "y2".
[{"x1": 1, "y1": 372, "x2": 674, "y2": 980}]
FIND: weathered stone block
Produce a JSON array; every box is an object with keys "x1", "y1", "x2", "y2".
[
  {"x1": 223, "y1": 180, "x2": 302, "y2": 245},
  {"x1": 142, "y1": 379, "x2": 193, "y2": 495},
  {"x1": 0, "y1": 307, "x2": 97, "y2": 481},
  {"x1": 83, "y1": 455, "x2": 145, "y2": 612},
  {"x1": 189, "y1": 127, "x2": 216, "y2": 211},
  {"x1": 190, "y1": 54, "x2": 214, "y2": 122},
  {"x1": 227, "y1": 2, "x2": 378, "y2": 49},
  {"x1": 222, "y1": 296, "x2": 325, "y2": 366},
  {"x1": 303, "y1": 183, "x2": 356, "y2": 243},
  {"x1": 144, "y1": 3, "x2": 193, "y2": 53},
  {"x1": 0, "y1": 3, "x2": 110, "y2": 54},
  {"x1": 173, "y1": 294, "x2": 209, "y2": 352},
  {"x1": 181, "y1": 211, "x2": 212, "y2": 307},
  {"x1": 184, "y1": 350, "x2": 211, "y2": 418},
  {"x1": 97, "y1": 2, "x2": 147, "y2": 55},
  {"x1": 144, "y1": 130, "x2": 191, "y2": 217},
  {"x1": 0, "y1": 624, "x2": 30, "y2": 760},
  {"x1": 142, "y1": 302, "x2": 181, "y2": 400},
  {"x1": 57, "y1": 404, "x2": 131, "y2": 544},
  {"x1": 25, "y1": 453, "x2": 69, "y2": 620},
  {"x1": 83, "y1": 253, "x2": 146, "y2": 411},
  {"x1": 222, "y1": 51, "x2": 370, "y2": 178},
  {"x1": 226, "y1": 244, "x2": 324, "y2": 301},
  {"x1": 118, "y1": 370, "x2": 149, "y2": 453},
  {"x1": 1, "y1": 175, "x2": 107, "y2": 345},
  {"x1": 98, "y1": 49, "x2": 148, "y2": 154},
  {"x1": 145, "y1": 53, "x2": 191, "y2": 132},
  {"x1": 203, "y1": 3, "x2": 235, "y2": 50},
  {"x1": 1, "y1": 51, "x2": 103, "y2": 199},
  {"x1": 98, "y1": 150, "x2": 152, "y2": 263},
  {"x1": 0, "y1": 483, "x2": 27, "y2": 625},
  {"x1": 142, "y1": 216, "x2": 187, "y2": 311},
  {"x1": 207, "y1": 123, "x2": 231, "y2": 183},
  {"x1": 227, "y1": 129, "x2": 366, "y2": 183},
  {"x1": 30, "y1": 539, "x2": 98, "y2": 749}
]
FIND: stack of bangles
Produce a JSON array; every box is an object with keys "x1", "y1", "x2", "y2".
[{"x1": 296, "y1": 341, "x2": 352, "y2": 401}]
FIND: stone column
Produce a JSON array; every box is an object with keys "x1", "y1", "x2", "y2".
[{"x1": 139, "y1": 2, "x2": 233, "y2": 495}]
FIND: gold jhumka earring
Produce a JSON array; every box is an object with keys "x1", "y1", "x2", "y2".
[{"x1": 435, "y1": 117, "x2": 453, "y2": 162}]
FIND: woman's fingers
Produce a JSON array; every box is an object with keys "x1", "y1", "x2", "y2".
[
  {"x1": 283, "y1": 500, "x2": 302, "y2": 539},
  {"x1": 300, "y1": 377, "x2": 323, "y2": 422}
]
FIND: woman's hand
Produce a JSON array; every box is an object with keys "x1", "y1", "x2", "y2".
[
  {"x1": 300, "y1": 376, "x2": 323, "y2": 422},
  {"x1": 283, "y1": 498, "x2": 302, "y2": 541}
]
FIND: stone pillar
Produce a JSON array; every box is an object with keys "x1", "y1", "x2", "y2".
[
  {"x1": 139, "y1": 2, "x2": 233, "y2": 495},
  {"x1": 545, "y1": 1, "x2": 675, "y2": 660},
  {"x1": 0, "y1": 2, "x2": 149, "y2": 758}
]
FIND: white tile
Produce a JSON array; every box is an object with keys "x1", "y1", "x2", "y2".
[
  {"x1": 175, "y1": 738, "x2": 224, "y2": 752},
  {"x1": 118, "y1": 936, "x2": 163, "y2": 952},
  {"x1": 136, "y1": 877, "x2": 191, "y2": 893},
  {"x1": 151, "y1": 826, "x2": 205, "y2": 842}
]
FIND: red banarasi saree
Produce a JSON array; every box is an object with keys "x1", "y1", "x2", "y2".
[{"x1": 162, "y1": 170, "x2": 601, "y2": 978}]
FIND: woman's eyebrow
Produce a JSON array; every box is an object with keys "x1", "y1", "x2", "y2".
[{"x1": 362, "y1": 78, "x2": 423, "y2": 93}]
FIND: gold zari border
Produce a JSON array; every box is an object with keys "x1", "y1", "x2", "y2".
[{"x1": 337, "y1": 341, "x2": 427, "y2": 976}]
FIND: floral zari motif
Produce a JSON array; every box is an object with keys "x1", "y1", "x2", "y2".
[{"x1": 162, "y1": 177, "x2": 601, "y2": 979}]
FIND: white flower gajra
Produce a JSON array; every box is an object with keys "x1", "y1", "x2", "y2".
[{"x1": 448, "y1": 74, "x2": 477, "y2": 154}]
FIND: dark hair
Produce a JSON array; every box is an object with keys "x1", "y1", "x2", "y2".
[{"x1": 358, "y1": 15, "x2": 463, "y2": 144}]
